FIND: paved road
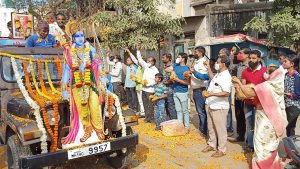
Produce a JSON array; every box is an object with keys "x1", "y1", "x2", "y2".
[{"x1": 1, "y1": 105, "x2": 299, "y2": 169}]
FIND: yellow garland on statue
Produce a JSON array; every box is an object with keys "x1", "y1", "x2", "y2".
[
  {"x1": 84, "y1": 69, "x2": 91, "y2": 83},
  {"x1": 45, "y1": 61, "x2": 62, "y2": 95},
  {"x1": 73, "y1": 71, "x2": 82, "y2": 87},
  {"x1": 0, "y1": 52, "x2": 63, "y2": 63},
  {"x1": 29, "y1": 61, "x2": 52, "y2": 100}
]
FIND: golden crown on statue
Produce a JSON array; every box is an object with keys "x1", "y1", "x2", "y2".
[
  {"x1": 65, "y1": 19, "x2": 81, "y2": 37},
  {"x1": 56, "y1": 19, "x2": 81, "y2": 48}
]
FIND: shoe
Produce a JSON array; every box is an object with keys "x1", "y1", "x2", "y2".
[
  {"x1": 199, "y1": 132, "x2": 207, "y2": 138},
  {"x1": 201, "y1": 146, "x2": 215, "y2": 153},
  {"x1": 155, "y1": 127, "x2": 161, "y2": 131},
  {"x1": 228, "y1": 137, "x2": 244, "y2": 142},
  {"x1": 143, "y1": 119, "x2": 151, "y2": 123},
  {"x1": 211, "y1": 151, "x2": 226, "y2": 157},
  {"x1": 185, "y1": 128, "x2": 190, "y2": 134},
  {"x1": 138, "y1": 114, "x2": 145, "y2": 118},
  {"x1": 243, "y1": 146, "x2": 254, "y2": 153},
  {"x1": 227, "y1": 132, "x2": 234, "y2": 137}
]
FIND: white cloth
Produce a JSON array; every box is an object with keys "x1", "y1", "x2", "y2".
[
  {"x1": 137, "y1": 90, "x2": 145, "y2": 115},
  {"x1": 136, "y1": 51, "x2": 159, "y2": 93},
  {"x1": 206, "y1": 69, "x2": 232, "y2": 109},
  {"x1": 191, "y1": 57, "x2": 209, "y2": 89},
  {"x1": 107, "y1": 59, "x2": 122, "y2": 83},
  {"x1": 48, "y1": 22, "x2": 64, "y2": 41},
  {"x1": 253, "y1": 109, "x2": 279, "y2": 161}
]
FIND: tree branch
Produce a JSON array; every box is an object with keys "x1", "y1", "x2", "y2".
[{"x1": 27, "y1": 0, "x2": 42, "y2": 21}]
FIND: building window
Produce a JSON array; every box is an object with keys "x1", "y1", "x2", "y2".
[
  {"x1": 223, "y1": 30, "x2": 247, "y2": 35},
  {"x1": 184, "y1": 31, "x2": 195, "y2": 39},
  {"x1": 258, "y1": 33, "x2": 268, "y2": 40}
]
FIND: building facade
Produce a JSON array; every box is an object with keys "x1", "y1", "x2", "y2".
[{"x1": 173, "y1": 0, "x2": 274, "y2": 56}]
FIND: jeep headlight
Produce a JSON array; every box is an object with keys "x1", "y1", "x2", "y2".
[{"x1": 47, "y1": 109, "x2": 60, "y2": 126}]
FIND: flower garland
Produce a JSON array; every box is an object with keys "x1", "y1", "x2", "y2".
[
  {"x1": 23, "y1": 61, "x2": 54, "y2": 149},
  {"x1": 37, "y1": 62, "x2": 60, "y2": 151},
  {"x1": 29, "y1": 61, "x2": 52, "y2": 100},
  {"x1": 45, "y1": 61, "x2": 62, "y2": 95},
  {"x1": 103, "y1": 92, "x2": 114, "y2": 119},
  {"x1": 0, "y1": 52, "x2": 63, "y2": 63},
  {"x1": 25, "y1": 61, "x2": 57, "y2": 152},
  {"x1": 103, "y1": 92, "x2": 108, "y2": 117},
  {"x1": 55, "y1": 61, "x2": 63, "y2": 78},
  {"x1": 107, "y1": 95, "x2": 114, "y2": 119},
  {"x1": 11, "y1": 58, "x2": 48, "y2": 153},
  {"x1": 109, "y1": 91, "x2": 126, "y2": 137}
]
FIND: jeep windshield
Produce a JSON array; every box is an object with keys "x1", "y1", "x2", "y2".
[{"x1": 1, "y1": 55, "x2": 62, "y2": 82}]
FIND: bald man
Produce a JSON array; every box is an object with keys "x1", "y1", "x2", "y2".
[{"x1": 26, "y1": 21, "x2": 56, "y2": 47}]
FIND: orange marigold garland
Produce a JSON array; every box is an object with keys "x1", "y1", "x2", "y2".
[
  {"x1": 23, "y1": 60, "x2": 58, "y2": 152},
  {"x1": 107, "y1": 95, "x2": 115, "y2": 119},
  {"x1": 55, "y1": 61, "x2": 62, "y2": 78},
  {"x1": 37, "y1": 62, "x2": 60, "y2": 151}
]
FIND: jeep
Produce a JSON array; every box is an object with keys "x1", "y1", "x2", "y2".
[{"x1": 0, "y1": 43, "x2": 138, "y2": 169}]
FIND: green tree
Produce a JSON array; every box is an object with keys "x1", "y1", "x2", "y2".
[
  {"x1": 81, "y1": 0, "x2": 184, "y2": 49},
  {"x1": 5, "y1": 0, "x2": 183, "y2": 50},
  {"x1": 244, "y1": 0, "x2": 300, "y2": 52},
  {"x1": 4, "y1": 0, "x2": 67, "y2": 21}
]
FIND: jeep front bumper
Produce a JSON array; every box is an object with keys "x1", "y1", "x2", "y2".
[{"x1": 20, "y1": 133, "x2": 138, "y2": 169}]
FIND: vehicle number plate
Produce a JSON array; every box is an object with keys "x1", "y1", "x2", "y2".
[{"x1": 67, "y1": 142, "x2": 111, "y2": 159}]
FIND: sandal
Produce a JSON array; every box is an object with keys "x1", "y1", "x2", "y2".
[
  {"x1": 80, "y1": 131, "x2": 92, "y2": 142},
  {"x1": 96, "y1": 132, "x2": 105, "y2": 140}
]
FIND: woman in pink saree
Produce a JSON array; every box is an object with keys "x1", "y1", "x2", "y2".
[{"x1": 233, "y1": 66, "x2": 288, "y2": 169}]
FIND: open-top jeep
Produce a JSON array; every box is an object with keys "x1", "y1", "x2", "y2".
[{"x1": 0, "y1": 44, "x2": 138, "y2": 169}]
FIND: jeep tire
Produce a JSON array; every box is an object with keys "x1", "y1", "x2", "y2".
[
  {"x1": 7, "y1": 135, "x2": 32, "y2": 169},
  {"x1": 106, "y1": 127, "x2": 136, "y2": 169}
]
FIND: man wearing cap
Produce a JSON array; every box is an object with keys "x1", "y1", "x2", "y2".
[{"x1": 26, "y1": 21, "x2": 56, "y2": 48}]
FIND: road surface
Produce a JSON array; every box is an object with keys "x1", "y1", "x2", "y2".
[{"x1": 0, "y1": 104, "x2": 299, "y2": 169}]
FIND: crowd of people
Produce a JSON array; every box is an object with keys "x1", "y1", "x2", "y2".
[
  {"x1": 107, "y1": 44, "x2": 299, "y2": 168},
  {"x1": 6, "y1": 11, "x2": 299, "y2": 168}
]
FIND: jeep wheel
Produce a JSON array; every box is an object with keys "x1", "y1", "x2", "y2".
[
  {"x1": 7, "y1": 135, "x2": 32, "y2": 169},
  {"x1": 106, "y1": 127, "x2": 136, "y2": 169}
]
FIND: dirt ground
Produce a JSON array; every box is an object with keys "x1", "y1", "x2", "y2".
[{"x1": 1, "y1": 104, "x2": 299, "y2": 169}]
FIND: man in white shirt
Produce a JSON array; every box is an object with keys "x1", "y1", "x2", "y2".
[
  {"x1": 46, "y1": 12, "x2": 65, "y2": 42},
  {"x1": 106, "y1": 55, "x2": 126, "y2": 105},
  {"x1": 202, "y1": 56, "x2": 232, "y2": 157},
  {"x1": 191, "y1": 46, "x2": 209, "y2": 136},
  {"x1": 132, "y1": 44, "x2": 159, "y2": 122}
]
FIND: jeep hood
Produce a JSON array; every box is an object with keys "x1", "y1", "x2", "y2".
[{"x1": 7, "y1": 97, "x2": 33, "y2": 119}]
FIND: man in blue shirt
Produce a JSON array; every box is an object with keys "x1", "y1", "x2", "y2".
[
  {"x1": 124, "y1": 57, "x2": 138, "y2": 111},
  {"x1": 26, "y1": 21, "x2": 56, "y2": 48},
  {"x1": 172, "y1": 53, "x2": 191, "y2": 131}
]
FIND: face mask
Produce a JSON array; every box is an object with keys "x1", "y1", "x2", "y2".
[
  {"x1": 236, "y1": 53, "x2": 244, "y2": 61},
  {"x1": 214, "y1": 63, "x2": 220, "y2": 71},
  {"x1": 283, "y1": 62, "x2": 291, "y2": 69},
  {"x1": 113, "y1": 59, "x2": 117, "y2": 63},
  {"x1": 175, "y1": 58, "x2": 180, "y2": 64},
  {"x1": 194, "y1": 54, "x2": 199, "y2": 59},
  {"x1": 147, "y1": 63, "x2": 152, "y2": 67},
  {"x1": 248, "y1": 61, "x2": 259, "y2": 70}
]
